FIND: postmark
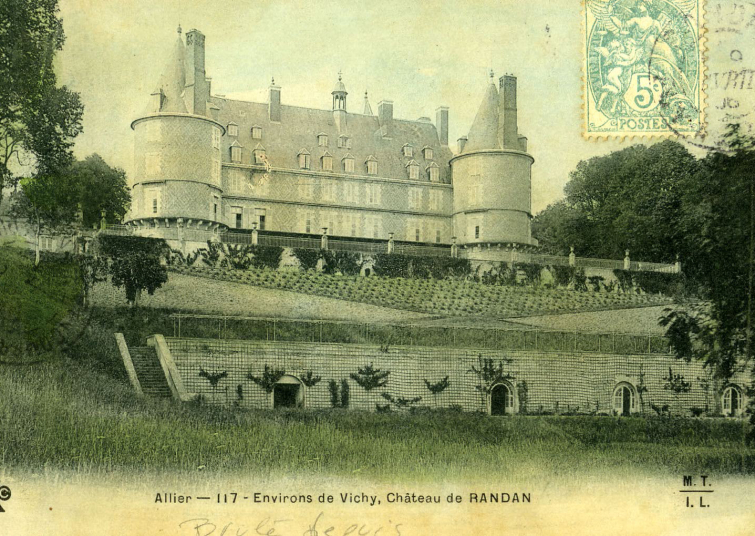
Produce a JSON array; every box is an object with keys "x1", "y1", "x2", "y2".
[{"x1": 583, "y1": 0, "x2": 705, "y2": 138}]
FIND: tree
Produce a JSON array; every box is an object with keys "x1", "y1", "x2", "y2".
[
  {"x1": 69, "y1": 154, "x2": 130, "y2": 228},
  {"x1": 533, "y1": 141, "x2": 697, "y2": 261},
  {"x1": 97, "y1": 235, "x2": 170, "y2": 307},
  {"x1": 9, "y1": 173, "x2": 78, "y2": 265},
  {"x1": 0, "y1": 0, "x2": 83, "y2": 202}
]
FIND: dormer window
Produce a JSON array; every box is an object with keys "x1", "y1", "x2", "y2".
[
  {"x1": 402, "y1": 144, "x2": 413, "y2": 157},
  {"x1": 423, "y1": 146, "x2": 433, "y2": 160},
  {"x1": 427, "y1": 162, "x2": 440, "y2": 182},
  {"x1": 251, "y1": 126, "x2": 262, "y2": 139},
  {"x1": 406, "y1": 160, "x2": 420, "y2": 180},
  {"x1": 365, "y1": 155, "x2": 378, "y2": 176},
  {"x1": 342, "y1": 153, "x2": 355, "y2": 173},
  {"x1": 253, "y1": 144, "x2": 266, "y2": 165},
  {"x1": 298, "y1": 149, "x2": 311, "y2": 170},
  {"x1": 338, "y1": 135, "x2": 351, "y2": 149},
  {"x1": 230, "y1": 141, "x2": 242, "y2": 163},
  {"x1": 227, "y1": 122, "x2": 239, "y2": 137},
  {"x1": 321, "y1": 152, "x2": 333, "y2": 171},
  {"x1": 318, "y1": 133, "x2": 328, "y2": 147}
]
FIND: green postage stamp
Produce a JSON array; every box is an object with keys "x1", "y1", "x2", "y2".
[{"x1": 584, "y1": 0, "x2": 705, "y2": 137}]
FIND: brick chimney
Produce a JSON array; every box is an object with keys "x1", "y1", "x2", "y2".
[
  {"x1": 378, "y1": 100, "x2": 393, "y2": 137},
  {"x1": 436, "y1": 106, "x2": 449, "y2": 146},
  {"x1": 185, "y1": 29, "x2": 209, "y2": 116},
  {"x1": 269, "y1": 78, "x2": 281, "y2": 122},
  {"x1": 498, "y1": 75, "x2": 519, "y2": 149}
]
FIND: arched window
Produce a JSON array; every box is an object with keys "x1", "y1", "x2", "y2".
[
  {"x1": 722, "y1": 385, "x2": 744, "y2": 416},
  {"x1": 612, "y1": 382, "x2": 636, "y2": 416}
]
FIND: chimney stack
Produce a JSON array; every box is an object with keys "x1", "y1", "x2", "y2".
[
  {"x1": 269, "y1": 78, "x2": 281, "y2": 122},
  {"x1": 185, "y1": 29, "x2": 208, "y2": 116},
  {"x1": 457, "y1": 136, "x2": 468, "y2": 153},
  {"x1": 498, "y1": 75, "x2": 519, "y2": 149},
  {"x1": 436, "y1": 106, "x2": 449, "y2": 146},
  {"x1": 378, "y1": 100, "x2": 394, "y2": 137}
]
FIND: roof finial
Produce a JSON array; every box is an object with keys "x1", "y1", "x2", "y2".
[
  {"x1": 271, "y1": 76, "x2": 275, "y2": 85},
  {"x1": 177, "y1": 24, "x2": 182, "y2": 34},
  {"x1": 489, "y1": 69, "x2": 494, "y2": 80},
  {"x1": 364, "y1": 90, "x2": 368, "y2": 98},
  {"x1": 338, "y1": 70, "x2": 343, "y2": 82}
]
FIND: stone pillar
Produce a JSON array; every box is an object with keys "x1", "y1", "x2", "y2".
[
  {"x1": 321, "y1": 227, "x2": 329, "y2": 250},
  {"x1": 387, "y1": 233, "x2": 395, "y2": 254},
  {"x1": 177, "y1": 218, "x2": 185, "y2": 254},
  {"x1": 675, "y1": 254, "x2": 681, "y2": 274},
  {"x1": 569, "y1": 246, "x2": 576, "y2": 267},
  {"x1": 624, "y1": 250, "x2": 631, "y2": 270},
  {"x1": 511, "y1": 244, "x2": 518, "y2": 264},
  {"x1": 451, "y1": 236, "x2": 458, "y2": 258},
  {"x1": 99, "y1": 209, "x2": 107, "y2": 231},
  {"x1": 251, "y1": 222, "x2": 259, "y2": 246}
]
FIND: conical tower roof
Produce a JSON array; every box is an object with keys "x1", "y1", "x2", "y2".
[
  {"x1": 151, "y1": 27, "x2": 188, "y2": 114},
  {"x1": 463, "y1": 80, "x2": 500, "y2": 152}
]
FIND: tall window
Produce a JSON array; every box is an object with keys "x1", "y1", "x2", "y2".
[
  {"x1": 430, "y1": 190, "x2": 441, "y2": 211},
  {"x1": 227, "y1": 123, "x2": 238, "y2": 137},
  {"x1": 298, "y1": 150, "x2": 311, "y2": 169},
  {"x1": 475, "y1": 225, "x2": 480, "y2": 239},
  {"x1": 409, "y1": 188, "x2": 422, "y2": 210},
  {"x1": 152, "y1": 198, "x2": 158, "y2": 214},
  {"x1": 367, "y1": 183, "x2": 381, "y2": 205},
  {"x1": 318, "y1": 134, "x2": 328, "y2": 147},
  {"x1": 212, "y1": 127, "x2": 221, "y2": 149},
  {"x1": 407, "y1": 161, "x2": 419, "y2": 180},
  {"x1": 428, "y1": 163, "x2": 440, "y2": 182},
  {"x1": 230, "y1": 145, "x2": 242, "y2": 163},
  {"x1": 251, "y1": 126, "x2": 262, "y2": 139},
  {"x1": 256, "y1": 208, "x2": 267, "y2": 230},
  {"x1": 435, "y1": 229, "x2": 441, "y2": 244},
  {"x1": 423, "y1": 147, "x2": 433, "y2": 160},
  {"x1": 232, "y1": 207, "x2": 243, "y2": 229},
  {"x1": 366, "y1": 156, "x2": 378, "y2": 175},
  {"x1": 343, "y1": 155, "x2": 355, "y2": 173},
  {"x1": 321, "y1": 153, "x2": 333, "y2": 171},
  {"x1": 415, "y1": 228, "x2": 421, "y2": 242}
]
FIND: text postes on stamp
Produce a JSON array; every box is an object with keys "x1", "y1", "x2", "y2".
[{"x1": 584, "y1": 0, "x2": 705, "y2": 138}]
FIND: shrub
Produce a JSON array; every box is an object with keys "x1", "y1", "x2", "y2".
[
  {"x1": 573, "y1": 268, "x2": 588, "y2": 291},
  {"x1": 328, "y1": 379, "x2": 340, "y2": 408},
  {"x1": 519, "y1": 263, "x2": 543, "y2": 286},
  {"x1": 372, "y1": 254, "x2": 411, "y2": 278},
  {"x1": 550, "y1": 265, "x2": 575, "y2": 287},
  {"x1": 247, "y1": 364, "x2": 285, "y2": 393},
  {"x1": 322, "y1": 251, "x2": 363, "y2": 276},
  {"x1": 293, "y1": 248, "x2": 321, "y2": 271},
  {"x1": 587, "y1": 275, "x2": 604, "y2": 292},
  {"x1": 613, "y1": 269, "x2": 634, "y2": 292},
  {"x1": 250, "y1": 245, "x2": 283, "y2": 270},
  {"x1": 517, "y1": 380, "x2": 529, "y2": 415},
  {"x1": 340, "y1": 379, "x2": 350, "y2": 408},
  {"x1": 350, "y1": 363, "x2": 390, "y2": 391},
  {"x1": 221, "y1": 244, "x2": 253, "y2": 270},
  {"x1": 109, "y1": 251, "x2": 168, "y2": 306},
  {"x1": 301, "y1": 370, "x2": 322, "y2": 387},
  {"x1": 97, "y1": 234, "x2": 170, "y2": 259},
  {"x1": 198, "y1": 241, "x2": 223, "y2": 268}
]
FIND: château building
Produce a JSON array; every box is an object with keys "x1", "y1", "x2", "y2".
[{"x1": 126, "y1": 27, "x2": 537, "y2": 251}]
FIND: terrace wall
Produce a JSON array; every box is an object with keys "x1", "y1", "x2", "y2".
[{"x1": 164, "y1": 337, "x2": 749, "y2": 416}]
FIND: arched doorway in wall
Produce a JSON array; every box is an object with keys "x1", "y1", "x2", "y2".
[
  {"x1": 273, "y1": 375, "x2": 304, "y2": 409},
  {"x1": 612, "y1": 382, "x2": 636, "y2": 416},
  {"x1": 722, "y1": 385, "x2": 744, "y2": 417},
  {"x1": 490, "y1": 383, "x2": 515, "y2": 416}
]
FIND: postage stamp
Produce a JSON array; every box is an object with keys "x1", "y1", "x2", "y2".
[{"x1": 583, "y1": 0, "x2": 705, "y2": 137}]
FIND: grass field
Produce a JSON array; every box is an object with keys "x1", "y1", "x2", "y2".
[
  {"x1": 171, "y1": 265, "x2": 673, "y2": 319},
  {"x1": 1, "y1": 359, "x2": 752, "y2": 483}
]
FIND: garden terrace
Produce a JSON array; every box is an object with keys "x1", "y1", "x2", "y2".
[
  {"x1": 171, "y1": 265, "x2": 674, "y2": 319},
  {"x1": 169, "y1": 313, "x2": 672, "y2": 355}
]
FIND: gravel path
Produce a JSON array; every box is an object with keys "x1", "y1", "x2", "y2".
[{"x1": 511, "y1": 305, "x2": 673, "y2": 335}]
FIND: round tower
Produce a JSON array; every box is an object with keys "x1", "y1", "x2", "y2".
[
  {"x1": 451, "y1": 73, "x2": 536, "y2": 252},
  {"x1": 127, "y1": 27, "x2": 225, "y2": 237}
]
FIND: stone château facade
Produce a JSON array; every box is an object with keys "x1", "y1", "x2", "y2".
[{"x1": 126, "y1": 27, "x2": 537, "y2": 250}]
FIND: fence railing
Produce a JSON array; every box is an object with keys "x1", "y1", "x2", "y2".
[{"x1": 169, "y1": 313, "x2": 672, "y2": 355}]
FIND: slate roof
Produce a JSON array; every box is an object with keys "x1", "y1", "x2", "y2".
[
  {"x1": 213, "y1": 96, "x2": 454, "y2": 183},
  {"x1": 150, "y1": 31, "x2": 188, "y2": 115},
  {"x1": 464, "y1": 81, "x2": 499, "y2": 153}
]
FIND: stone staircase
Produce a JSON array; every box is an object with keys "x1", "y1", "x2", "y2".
[{"x1": 129, "y1": 346, "x2": 172, "y2": 398}]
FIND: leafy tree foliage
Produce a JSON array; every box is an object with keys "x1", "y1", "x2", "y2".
[
  {"x1": 9, "y1": 173, "x2": 78, "y2": 265},
  {"x1": 97, "y1": 235, "x2": 170, "y2": 306},
  {"x1": 68, "y1": 154, "x2": 130, "y2": 228},
  {"x1": 0, "y1": 0, "x2": 83, "y2": 201},
  {"x1": 247, "y1": 365, "x2": 285, "y2": 394},
  {"x1": 533, "y1": 141, "x2": 697, "y2": 261}
]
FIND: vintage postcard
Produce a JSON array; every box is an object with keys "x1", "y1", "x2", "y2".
[{"x1": 2, "y1": 0, "x2": 755, "y2": 534}]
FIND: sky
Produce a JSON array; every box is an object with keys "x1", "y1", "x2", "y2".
[{"x1": 54, "y1": 0, "x2": 749, "y2": 213}]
